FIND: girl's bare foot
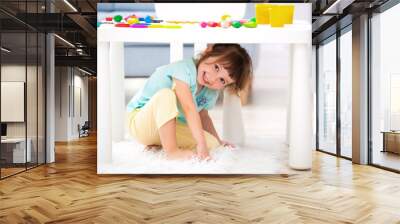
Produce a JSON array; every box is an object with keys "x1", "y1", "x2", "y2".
[{"x1": 166, "y1": 150, "x2": 196, "y2": 160}]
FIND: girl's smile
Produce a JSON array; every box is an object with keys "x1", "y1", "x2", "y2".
[{"x1": 197, "y1": 57, "x2": 234, "y2": 90}]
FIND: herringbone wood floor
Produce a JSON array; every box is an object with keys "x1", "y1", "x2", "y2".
[{"x1": 1, "y1": 134, "x2": 400, "y2": 224}]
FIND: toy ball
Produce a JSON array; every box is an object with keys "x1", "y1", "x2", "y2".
[
  {"x1": 139, "y1": 17, "x2": 145, "y2": 21},
  {"x1": 127, "y1": 17, "x2": 139, "y2": 24},
  {"x1": 239, "y1": 19, "x2": 248, "y2": 24},
  {"x1": 97, "y1": 22, "x2": 102, "y2": 28},
  {"x1": 221, "y1": 20, "x2": 231, "y2": 28},
  {"x1": 105, "y1": 17, "x2": 113, "y2": 22},
  {"x1": 221, "y1": 14, "x2": 231, "y2": 21},
  {"x1": 207, "y1": 21, "x2": 218, "y2": 27},
  {"x1": 243, "y1": 21, "x2": 257, "y2": 28},
  {"x1": 113, "y1": 15, "x2": 123, "y2": 22},
  {"x1": 250, "y1": 17, "x2": 256, "y2": 23},
  {"x1": 200, "y1": 21, "x2": 207, "y2": 28},
  {"x1": 145, "y1": 15, "x2": 153, "y2": 23},
  {"x1": 231, "y1": 21, "x2": 242, "y2": 28}
]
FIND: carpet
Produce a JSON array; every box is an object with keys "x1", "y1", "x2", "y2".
[{"x1": 103, "y1": 135, "x2": 292, "y2": 174}]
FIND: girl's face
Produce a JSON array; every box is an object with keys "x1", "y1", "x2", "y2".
[{"x1": 197, "y1": 57, "x2": 234, "y2": 90}]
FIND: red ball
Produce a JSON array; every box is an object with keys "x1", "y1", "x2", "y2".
[
  {"x1": 207, "y1": 21, "x2": 218, "y2": 27},
  {"x1": 200, "y1": 22, "x2": 207, "y2": 28}
]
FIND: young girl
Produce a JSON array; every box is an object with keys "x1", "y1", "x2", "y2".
[{"x1": 127, "y1": 44, "x2": 252, "y2": 160}]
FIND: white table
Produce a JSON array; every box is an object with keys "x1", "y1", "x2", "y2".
[
  {"x1": 97, "y1": 22, "x2": 313, "y2": 171},
  {"x1": 1, "y1": 138, "x2": 31, "y2": 163}
]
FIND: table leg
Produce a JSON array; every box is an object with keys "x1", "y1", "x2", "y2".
[
  {"x1": 97, "y1": 41, "x2": 112, "y2": 170},
  {"x1": 110, "y1": 42, "x2": 125, "y2": 142},
  {"x1": 286, "y1": 46, "x2": 293, "y2": 146},
  {"x1": 289, "y1": 44, "x2": 312, "y2": 170},
  {"x1": 223, "y1": 89, "x2": 245, "y2": 146}
]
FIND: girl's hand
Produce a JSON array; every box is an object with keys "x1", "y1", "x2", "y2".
[
  {"x1": 197, "y1": 149, "x2": 211, "y2": 161},
  {"x1": 220, "y1": 140, "x2": 235, "y2": 148}
]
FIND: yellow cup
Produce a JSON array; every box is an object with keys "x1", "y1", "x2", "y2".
[
  {"x1": 269, "y1": 5, "x2": 295, "y2": 27},
  {"x1": 269, "y1": 6, "x2": 285, "y2": 27},
  {"x1": 281, "y1": 5, "x2": 295, "y2": 25},
  {"x1": 255, "y1": 4, "x2": 273, "y2": 24}
]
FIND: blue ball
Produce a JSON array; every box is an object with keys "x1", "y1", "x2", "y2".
[{"x1": 145, "y1": 15, "x2": 152, "y2": 23}]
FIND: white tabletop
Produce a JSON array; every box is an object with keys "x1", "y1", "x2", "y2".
[
  {"x1": 1, "y1": 138, "x2": 28, "y2": 144},
  {"x1": 98, "y1": 22, "x2": 311, "y2": 44}
]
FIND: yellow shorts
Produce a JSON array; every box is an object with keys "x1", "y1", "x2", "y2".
[{"x1": 128, "y1": 88, "x2": 220, "y2": 151}]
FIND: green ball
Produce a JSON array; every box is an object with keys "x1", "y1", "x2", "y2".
[
  {"x1": 250, "y1": 17, "x2": 256, "y2": 23},
  {"x1": 97, "y1": 22, "x2": 102, "y2": 28},
  {"x1": 113, "y1": 15, "x2": 123, "y2": 22},
  {"x1": 232, "y1": 21, "x2": 242, "y2": 28},
  {"x1": 244, "y1": 22, "x2": 257, "y2": 28}
]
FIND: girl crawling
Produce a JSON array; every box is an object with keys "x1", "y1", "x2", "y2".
[{"x1": 127, "y1": 44, "x2": 252, "y2": 160}]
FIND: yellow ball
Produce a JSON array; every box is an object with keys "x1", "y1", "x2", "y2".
[
  {"x1": 127, "y1": 17, "x2": 139, "y2": 24},
  {"x1": 221, "y1": 14, "x2": 231, "y2": 21}
]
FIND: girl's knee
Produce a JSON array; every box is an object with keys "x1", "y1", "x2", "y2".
[{"x1": 151, "y1": 88, "x2": 179, "y2": 128}]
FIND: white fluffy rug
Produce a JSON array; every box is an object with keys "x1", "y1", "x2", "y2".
[
  {"x1": 108, "y1": 75, "x2": 302, "y2": 174},
  {"x1": 103, "y1": 135, "x2": 292, "y2": 174}
]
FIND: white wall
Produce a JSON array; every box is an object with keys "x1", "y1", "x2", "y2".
[
  {"x1": 55, "y1": 67, "x2": 89, "y2": 141},
  {"x1": 55, "y1": 67, "x2": 68, "y2": 141},
  {"x1": 1, "y1": 64, "x2": 46, "y2": 163},
  {"x1": 72, "y1": 73, "x2": 89, "y2": 138},
  {"x1": 1, "y1": 65, "x2": 39, "y2": 138},
  {"x1": 1, "y1": 65, "x2": 26, "y2": 140}
]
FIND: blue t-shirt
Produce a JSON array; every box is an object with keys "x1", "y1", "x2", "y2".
[{"x1": 127, "y1": 58, "x2": 219, "y2": 123}]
